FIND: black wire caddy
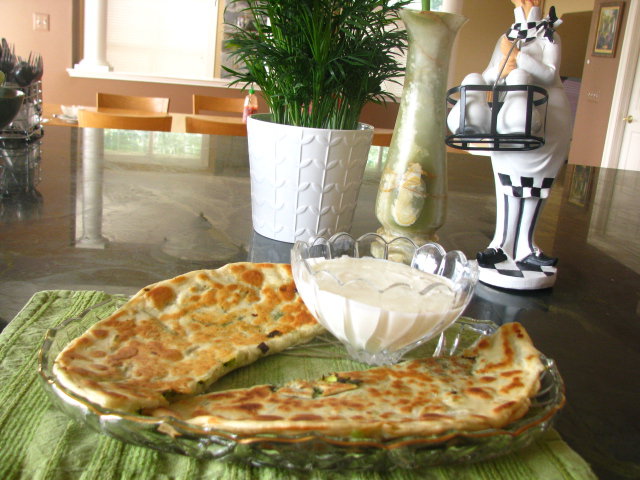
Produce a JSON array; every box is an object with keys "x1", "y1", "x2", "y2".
[
  {"x1": 445, "y1": 82, "x2": 549, "y2": 152},
  {"x1": 445, "y1": 36, "x2": 550, "y2": 153}
]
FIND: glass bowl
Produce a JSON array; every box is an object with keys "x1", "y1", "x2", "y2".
[
  {"x1": 38, "y1": 300, "x2": 565, "y2": 471},
  {"x1": 291, "y1": 232, "x2": 479, "y2": 365}
]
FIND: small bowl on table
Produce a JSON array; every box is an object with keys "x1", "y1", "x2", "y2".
[
  {"x1": 291, "y1": 232, "x2": 479, "y2": 365},
  {"x1": 59, "y1": 105, "x2": 80, "y2": 121}
]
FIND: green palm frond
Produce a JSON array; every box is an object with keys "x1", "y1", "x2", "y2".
[{"x1": 223, "y1": 0, "x2": 410, "y2": 129}]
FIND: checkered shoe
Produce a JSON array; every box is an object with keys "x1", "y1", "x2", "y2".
[{"x1": 478, "y1": 254, "x2": 557, "y2": 290}]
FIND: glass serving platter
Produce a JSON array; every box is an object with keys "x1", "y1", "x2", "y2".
[{"x1": 38, "y1": 297, "x2": 565, "y2": 471}]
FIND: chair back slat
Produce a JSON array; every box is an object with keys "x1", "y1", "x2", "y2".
[
  {"x1": 185, "y1": 116, "x2": 247, "y2": 136},
  {"x1": 97, "y1": 93, "x2": 170, "y2": 113},
  {"x1": 192, "y1": 95, "x2": 244, "y2": 115},
  {"x1": 78, "y1": 110, "x2": 172, "y2": 132}
]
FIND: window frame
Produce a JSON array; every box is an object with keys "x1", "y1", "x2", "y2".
[{"x1": 70, "y1": 0, "x2": 238, "y2": 87}]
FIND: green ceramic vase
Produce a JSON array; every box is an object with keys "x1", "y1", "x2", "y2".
[{"x1": 375, "y1": 9, "x2": 467, "y2": 244}]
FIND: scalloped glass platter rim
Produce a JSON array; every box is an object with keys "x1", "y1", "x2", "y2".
[{"x1": 37, "y1": 297, "x2": 566, "y2": 471}]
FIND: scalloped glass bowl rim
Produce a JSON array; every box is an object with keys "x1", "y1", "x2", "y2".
[
  {"x1": 290, "y1": 232, "x2": 480, "y2": 363},
  {"x1": 291, "y1": 231, "x2": 479, "y2": 307}
]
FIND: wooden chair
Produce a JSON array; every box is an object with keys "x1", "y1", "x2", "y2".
[
  {"x1": 185, "y1": 116, "x2": 247, "y2": 136},
  {"x1": 372, "y1": 129, "x2": 393, "y2": 147},
  {"x1": 192, "y1": 94, "x2": 245, "y2": 115},
  {"x1": 78, "y1": 110, "x2": 173, "y2": 132},
  {"x1": 96, "y1": 93, "x2": 170, "y2": 113}
]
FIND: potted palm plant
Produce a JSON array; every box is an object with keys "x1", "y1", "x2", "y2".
[{"x1": 224, "y1": 0, "x2": 409, "y2": 242}]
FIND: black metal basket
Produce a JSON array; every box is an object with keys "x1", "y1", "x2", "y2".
[{"x1": 445, "y1": 83, "x2": 549, "y2": 152}]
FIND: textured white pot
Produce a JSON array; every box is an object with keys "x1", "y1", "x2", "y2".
[{"x1": 247, "y1": 114, "x2": 373, "y2": 243}]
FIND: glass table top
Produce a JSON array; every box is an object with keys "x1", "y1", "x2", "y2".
[{"x1": 1, "y1": 125, "x2": 639, "y2": 479}]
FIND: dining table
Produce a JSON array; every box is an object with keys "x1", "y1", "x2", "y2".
[
  {"x1": 41, "y1": 104, "x2": 395, "y2": 145},
  {"x1": 0, "y1": 124, "x2": 638, "y2": 480},
  {"x1": 42, "y1": 103, "x2": 244, "y2": 132}
]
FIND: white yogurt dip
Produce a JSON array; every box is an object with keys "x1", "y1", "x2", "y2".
[{"x1": 297, "y1": 256, "x2": 463, "y2": 356}]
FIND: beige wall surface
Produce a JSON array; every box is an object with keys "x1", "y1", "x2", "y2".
[
  {"x1": 569, "y1": 0, "x2": 630, "y2": 167},
  {"x1": 553, "y1": 0, "x2": 595, "y2": 17},
  {"x1": 0, "y1": 0, "x2": 74, "y2": 103},
  {"x1": 560, "y1": 11, "x2": 593, "y2": 78},
  {"x1": 451, "y1": 0, "x2": 514, "y2": 86},
  {"x1": 0, "y1": 0, "x2": 399, "y2": 127},
  {"x1": 0, "y1": 0, "x2": 250, "y2": 112},
  {"x1": 452, "y1": 0, "x2": 594, "y2": 84},
  {"x1": 0, "y1": 0, "x2": 595, "y2": 131},
  {"x1": 553, "y1": 0, "x2": 594, "y2": 79}
]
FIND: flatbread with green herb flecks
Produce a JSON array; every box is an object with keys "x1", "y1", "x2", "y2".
[
  {"x1": 148, "y1": 322, "x2": 545, "y2": 439},
  {"x1": 53, "y1": 262, "x2": 324, "y2": 412}
]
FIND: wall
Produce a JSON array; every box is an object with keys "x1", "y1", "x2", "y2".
[
  {"x1": 452, "y1": 0, "x2": 594, "y2": 84},
  {"x1": 555, "y1": 0, "x2": 595, "y2": 79},
  {"x1": 0, "y1": 0, "x2": 400, "y2": 127},
  {"x1": 560, "y1": 11, "x2": 593, "y2": 78},
  {"x1": 451, "y1": 0, "x2": 514, "y2": 86},
  {"x1": 0, "y1": 0, "x2": 74, "y2": 103},
  {"x1": 553, "y1": 0, "x2": 595, "y2": 17},
  {"x1": 568, "y1": 0, "x2": 630, "y2": 166},
  {"x1": 0, "y1": 0, "x2": 248, "y2": 111},
  {"x1": 0, "y1": 0, "x2": 595, "y2": 130}
]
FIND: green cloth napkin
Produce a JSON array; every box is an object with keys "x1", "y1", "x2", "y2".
[{"x1": 0, "y1": 290, "x2": 597, "y2": 480}]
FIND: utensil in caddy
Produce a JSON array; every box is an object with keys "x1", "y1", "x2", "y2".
[{"x1": 0, "y1": 40, "x2": 44, "y2": 142}]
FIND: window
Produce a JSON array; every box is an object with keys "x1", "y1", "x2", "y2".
[
  {"x1": 103, "y1": 130, "x2": 209, "y2": 169},
  {"x1": 72, "y1": 0, "x2": 446, "y2": 83},
  {"x1": 106, "y1": 0, "x2": 218, "y2": 79},
  {"x1": 73, "y1": 0, "x2": 226, "y2": 84}
]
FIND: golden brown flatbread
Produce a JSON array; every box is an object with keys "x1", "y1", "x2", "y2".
[
  {"x1": 53, "y1": 263, "x2": 324, "y2": 411},
  {"x1": 149, "y1": 322, "x2": 544, "y2": 439}
]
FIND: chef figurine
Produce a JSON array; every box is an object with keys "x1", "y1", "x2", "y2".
[{"x1": 448, "y1": 0, "x2": 571, "y2": 290}]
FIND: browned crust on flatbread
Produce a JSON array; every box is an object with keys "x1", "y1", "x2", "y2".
[
  {"x1": 53, "y1": 263, "x2": 324, "y2": 411},
  {"x1": 149, "y1": 323, "x2": 544, "y2": 439}
]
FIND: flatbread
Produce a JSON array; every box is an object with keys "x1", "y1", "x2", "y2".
[
  {"x1": 149, "y1": 322, "x2": 545, "y2": 439},
  {"x1": 53, "y1": 263, "x2": 325, "y2": 411}
]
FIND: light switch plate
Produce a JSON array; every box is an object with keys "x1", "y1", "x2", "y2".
[{"x1": 33, "y1": 13, "x2": 50, "y2": 31}]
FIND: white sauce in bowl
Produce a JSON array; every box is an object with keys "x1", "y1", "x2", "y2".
[{"x1": 298, "y1": 256, "x2": 462, "y2": 355}]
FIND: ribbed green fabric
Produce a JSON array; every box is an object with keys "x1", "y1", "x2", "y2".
[{"x1": 0, "y1": 290, "x2": 598, "y2": 480}]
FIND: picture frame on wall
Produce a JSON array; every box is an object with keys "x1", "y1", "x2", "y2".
[{"x1": 593, "y1": 1, "x2": 624, "y2": 57}]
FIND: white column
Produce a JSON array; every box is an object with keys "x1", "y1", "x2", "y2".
[
  {"x1": 76, "y1": 128, "x2": 109, "y2": 249},
  {"x1": 74, "y1": 0, "x2": 112, "y2": 72}
]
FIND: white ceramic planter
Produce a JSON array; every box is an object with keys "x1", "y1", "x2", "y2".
[{"x1": 247, "y1": 114, "x2": 373, "y2": 243}]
